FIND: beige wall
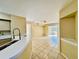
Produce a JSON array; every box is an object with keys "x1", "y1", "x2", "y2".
[
  {"x1": 31, "y1": 24, "x2": 48, "y2": 37},
  {"x1": 11, "y1": 15, "x2": 26, "y2": 35},
  {"x1": 31, "y1": 24, "x2": 43, "y2": 37}
]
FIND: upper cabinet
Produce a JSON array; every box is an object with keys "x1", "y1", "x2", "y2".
[
  {"x1": 60, "y1": 0, "x2": 78, "y2": 40},
  {"x1": 60, "y1": 0, "x2": 77, "y2": 18}
]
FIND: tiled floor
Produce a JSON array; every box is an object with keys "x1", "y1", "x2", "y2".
[{"x1": 31, "y1": 37, "x2": 65, "y2": 59}]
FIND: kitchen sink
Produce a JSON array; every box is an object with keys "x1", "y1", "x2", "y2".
[{"x1": 0, "y1": 40, "x2": 19, "y2": 51}]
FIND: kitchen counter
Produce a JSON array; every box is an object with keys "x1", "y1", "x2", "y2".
[{"x1": 0, "y1": 36, "x2": 30, "y2": 59}]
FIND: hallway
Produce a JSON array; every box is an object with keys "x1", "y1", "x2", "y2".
[{"x1": 31, "y1": 37, "x2": 65, "y2": 59}]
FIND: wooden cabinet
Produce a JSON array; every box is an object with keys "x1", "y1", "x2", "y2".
[{"x1": 60, "y1": 0, "x2": 78, "y2": 59}]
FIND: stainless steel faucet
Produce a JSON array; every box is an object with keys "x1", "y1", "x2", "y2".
[{"x1": 13, "y1": 28, "x2": 21, "y2": 40}]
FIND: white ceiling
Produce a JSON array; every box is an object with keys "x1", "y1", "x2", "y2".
[{"x1": 0, "y1": 0, "x2": 72, "y2": 23}]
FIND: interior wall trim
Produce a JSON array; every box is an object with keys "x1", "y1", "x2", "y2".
[{"x1": 61, "y1": 38, "x2": 77, "y2": 46}]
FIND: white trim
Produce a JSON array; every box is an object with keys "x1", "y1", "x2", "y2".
[{"x1": 61, "y1": 38, "x2": 77, "y2": 46}]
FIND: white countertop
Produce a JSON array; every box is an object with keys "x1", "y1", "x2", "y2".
[{"x1": 0, "y1": 36, "x2": 30, "y2": 59}]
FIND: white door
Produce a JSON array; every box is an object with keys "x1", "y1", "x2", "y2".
[{"x1": 27, "y1": 23, "x2": 32, "y2": 39}]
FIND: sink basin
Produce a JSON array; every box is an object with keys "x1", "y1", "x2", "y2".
[
  {"x1": 0, "y1": 40, "x2": 19, "y2": 51},
  {"x1": 0, "y1": 38, "x2": 11, "y2": 46}
]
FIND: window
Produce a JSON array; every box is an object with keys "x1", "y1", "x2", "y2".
[
  {"x1": 48, "y1": 24, "x2": 58, "y2": 35},
  {"x1": 0, "y1": 19, "x2": 11, "y2": 31}
]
